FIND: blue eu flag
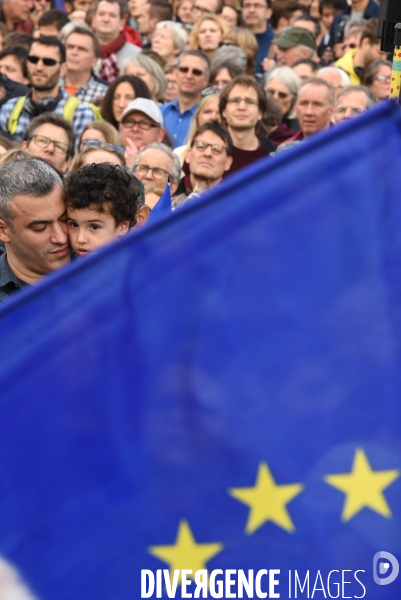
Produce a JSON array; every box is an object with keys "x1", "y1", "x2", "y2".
[{"x1": 0, "y1": 102, "x2": 400, "y2": 599}]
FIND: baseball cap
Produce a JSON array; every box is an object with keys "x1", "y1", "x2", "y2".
[
  {"x1": 273, "y1": 27, "x2": 316, "y2": 51},
  {"x1": 121, "y1": 98, "x2": 164, "y2": 126}
]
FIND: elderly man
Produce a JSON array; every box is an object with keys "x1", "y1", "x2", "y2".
[
  {"x1": 286, "y1": 78, "x2": 334, "y2": 142},
  {"x1": 161, "y1": 50, "x2": 210, "y2": 148},
  {"x1": 0, "y1": 158, "x2": 70, "y2": 301},
  {"x1": 333, "y1": 85, "x2": 375, "y2": 123},
  {"x1": 317, "y1": 66, "x2": 350, "y2": 99},
  {"x1": 174, "y1": 122, "x2": 233, "y2": 200},
  {"x1": 119, "y1": 97, "x2": 166, "y2": 168},
  {"x1": 273, "y1": 27, "x2": 316, "y2": 67},
  {"x1": 132, "y1": 142, "x2": 180, "y2": 207}
]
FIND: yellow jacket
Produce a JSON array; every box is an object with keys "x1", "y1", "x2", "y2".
[{"x1": 335, "y1": 49, "x2": 361, "y2": 86}]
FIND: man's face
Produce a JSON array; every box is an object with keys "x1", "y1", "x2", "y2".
[
  {"x1": 295, "y1": 83, "x2": 334, "y2": 136},
  {"x1": 66, "y1": 32, "x2": 97, "y2": 75},
  {"x1": 187, "y1": 130, "x2": 232, "y2": 183},
  {"x1": 27, "y1": 42, "x2": 65, "y2": 92},
  {"x1": 192, "y1": 0, "x2": 219, "y2": 21},
  {"x1": 0, "y1": 54, "x2": 27, "y2": 85},
  {"x1": 222, "y1": 84, "x2": 262, "y2": 132},
  {"x1": 136, "y1": 3, "x2": 153, "y2": 35},
  {"x1": 176, "y1": 55, "x2": 209, "y2": 98},
  {"x1": 67, "y1": 203, "x2": 129, "y2": 257},
  {"x1": 22, "y1": 123, "x2": 71, "y2": 173},
  {"x1": 133, "y1": 148, "x2": 175, "y2": 196},
  {"x1": 0, "y1": 185, "x2": 70, "y2": 277},
  {"x1": 242, "y1": 0, "x2": 270, "y2": 30},
  {"x1": 92, "y1": 0, "x2": 123, "y2": 41},
  {"x1": 334, "y1": 90, "x2": 370, "y2": 123},
  {"x1": 320, "y1": 5, "x2": 334, "y2": 30},
  {"x1": 275, "y1": 44, "x2": 308, "y2": 67},
  {"x1": 119, "y1": 110, "x2": 165, "y2": 149},
  {"x1": 3, "y1": 0, "x2": 33, "y2": 23}
]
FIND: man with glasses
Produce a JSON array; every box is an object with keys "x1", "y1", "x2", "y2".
[
  {"x1": 132, "y1": 142, "x2": 180, "y2": 207},
  {"x1": 161, "y1": 50, "x2": 210, "y2": 148},
  {"x1": 119, "y1": 98, "x2": 166, "y2": 168},
  {"x1": 174, "y1": 122, "x2": 233, "y2": 199},
  {"x1": 242, "y1": 0, "x2": 274, "y2": 74},
  {"x1": 333, "y1": 85, "x2": 374, "y2": 124},
  {"x1": 21, "y1": 113, "x2": 75, "y2": 174},
  {"x1": 0, "y1": 36, "x2": 99, "y2": 145},
  {"x1": 220, "y1": 74, "x2": 274, "y2": 176}
]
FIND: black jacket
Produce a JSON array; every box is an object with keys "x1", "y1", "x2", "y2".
[{"x1": 328, "y1": 0, "x2": 379, "y2": 47}]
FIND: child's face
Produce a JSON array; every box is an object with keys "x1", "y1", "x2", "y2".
[{"x1": 67, "y1": 204, "x2": 129, "y2": 257}]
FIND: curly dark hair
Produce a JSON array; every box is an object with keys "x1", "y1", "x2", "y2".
[{"x1": 65, "y1": 163, "x2": 145, "y2": 226}]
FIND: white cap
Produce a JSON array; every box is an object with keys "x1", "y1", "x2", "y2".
[{"x1": 121, "y1": 98, "x2": 164, "y2": 127}]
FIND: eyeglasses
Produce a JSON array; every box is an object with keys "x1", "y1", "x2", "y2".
[
  {"x1": 28, "y1": 134, "x2": 68, "y2": 154},
  {"x1": 81, "y1": 140, "x2": 124, "y2": 154},
  {"x1": 178, "y1": 66, "x2": 205, "y2": 77},
  {"x1": 121, "y1": 118, "x2": 159, "y2": 130},
  {"x1": 226, "y1": 96, "x2": 259, "y2": 106},
  {"x1": 374, "y1": 75, "x2": 391, "y2": 82},
  {"x1": 133, "y1": 164, "x2": 171, "y2": 180},
  {"x1": 27, "y1": 55, "x2": 60, "y2": 67},
  {"x1": 201, "y1": 87, "x2": 220, "y2": 97},
  {"x1": 193, "y1": 139, "x2": 227, "y2": 155},
  {"x1": 335, "y1": 106, "x2": 364, "y2": 115},
  {"x1": 267, "y1": 89, "x2": 290, "y2": 100},
  {"x1": 192, "y1": 5, "x2": 208, "y2": 13}
]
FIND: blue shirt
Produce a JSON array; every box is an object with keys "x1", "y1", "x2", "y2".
[
  {"x1": 161, "y1": 98, "x2": 198, "y2": 148},
  {"x1": 254, "y1": 24, "x2": 275, "y2": 74}
]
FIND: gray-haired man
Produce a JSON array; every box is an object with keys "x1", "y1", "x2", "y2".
[
  {"x1": 0, "y1": 158, "x2": 70, "y2": 301},
  {"x1": 132, "y1": 142, "x2": 181, "y2": 207}
]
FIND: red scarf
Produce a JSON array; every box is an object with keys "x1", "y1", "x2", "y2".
[{"x1": 100, "y1": 31, "x2": 126, "y2": 58}]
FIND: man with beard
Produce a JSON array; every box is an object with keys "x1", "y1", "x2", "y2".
[
  {"x1": 173, "y1": 122, "x2": 233, "y2": 199},
  {"x1": 0, "y1": 36, "x2": 99, "y2": 144},
  {"x1": 132, "y1": 142, "x2": 180, "y2": 208}
]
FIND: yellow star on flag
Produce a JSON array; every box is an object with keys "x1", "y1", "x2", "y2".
[
  {"x1": 229, "y1": 461, "x2": 304, "y2": 534},
  {"x1": 148, "y1": 520, "x2": 223, "y2": 585},
  {"x1": 324, "y1": 447, "x2": 400, "y2": 522}
]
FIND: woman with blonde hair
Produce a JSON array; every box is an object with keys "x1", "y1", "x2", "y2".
[
  {"x1": 189, "y1": 14, "x2": 228, "y2": 61},
  {"x1": 70, "y1": 145, "x2": 126, "y2": 172},
  {"x1": 221, "y1": 27, "x2": 258, "y2": 74},
  {"x1": 78, "y1": 121, "x2": 121, "y2": 152},
  {"x1": 174, "y1": 89, "x2": 221, "y2": 163}
]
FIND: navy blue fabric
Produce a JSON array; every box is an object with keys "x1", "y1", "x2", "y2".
[{"x1": 0, "y1": 102, "x2": 400, "y2": 599}]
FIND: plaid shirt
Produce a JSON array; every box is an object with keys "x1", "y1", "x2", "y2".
[
  {"x1": 71, "y1": 75, "x2": 108, "y2": 104},
  {"x1": 0, "y1": 87, "x2": 98, "y2": 148}
]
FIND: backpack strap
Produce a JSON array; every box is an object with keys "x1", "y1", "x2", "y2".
[
  {"x1": 63, "y1": 95, "x2": 103, "y2": 122},
  {"x1": 8, "y1": 96, "x2": 26, "y2": 135}
]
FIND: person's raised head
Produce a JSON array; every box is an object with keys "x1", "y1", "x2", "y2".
[
  {"x1": 119, "y1": 97, "x2": 166, "y2": 149},
  {"x1": 151, "y1": 21, "x2": 187, "y2": 63},
  {"x1": 21, "y1": 112, "x2": 75, "y2": 173},
  {"x1": 220, "y1": 73, "x2": 266, "y2": 131},
  {"x1": 0, "y1": 158, "x2": 70, "y2": 282},
  {"x1": 65, "y1": 24, "x2": 100, "y2": 76},
  {"x1": 65, "y1": 162, "x2": 148, "y2": 256}
]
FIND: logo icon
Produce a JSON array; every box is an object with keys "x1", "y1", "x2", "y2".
[{"x1": 373, "y1": 551, "x2": 399, "y2": 585}]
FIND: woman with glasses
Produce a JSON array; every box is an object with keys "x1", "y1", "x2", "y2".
[
  {"x1": 265, "y1": 66, "x2": 301, "y2": 145},
  {"x1": 100, "y1": 75, "x2": 152, "y2": 129},
  {"x1": 189, "y1": 14, "x2": 228, "y2": 62},
  {"x1": 121, "y1": 54, "x2": 167, "y2": 104},
  {"x1": 362, "y1": 59, "x2": 392, "y2": 102},
  {"x1": 151, "y1": 21, "x2": 187, "y2": 64},
  {"x1": 78, "y1": 121, "x2": 122, "y2": 152}
]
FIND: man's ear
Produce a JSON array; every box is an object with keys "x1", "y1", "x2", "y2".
[
  {"x1": 21, "y1": 140, "x2": 28, "y2": 151},
  {"x1": 117, "y1": 220, "x2": 130, "y2": 236},
  {"x1": 63, "y1": 155, "x2": 72, "y2": 173},
  {"x1": 60, "y1": 62, "x2": 67, "y2": 78},
  {"x1": 170, "y1": 180, "x2": 179, "y2": 195},
  {"x1": 157, "y1": 127, "x2": 166, "y2": 143},
  {"x1": 135, "y1": 205, "x2": 150, "y2": 227},
  {"x1": 0, "y1": 218, "x2": 12, "y2": 244},
  {"x1": 224, "y1": 155, "x2": 233, "y2": 172}
]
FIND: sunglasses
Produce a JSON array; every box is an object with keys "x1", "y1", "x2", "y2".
[
  {"x1": 178, "y1": 66, "x2": 205, "y2": 77},
  {"x1": 27, "y1": 55, "x2": 60, "y2": 66},
  {"x1": 81, "y1": 140, "x2": 124, "y2": 154}
]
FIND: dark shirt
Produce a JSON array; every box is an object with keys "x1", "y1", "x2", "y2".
[
  {"x1": 0, "y1": 252, "x2": 28, "y2": 302},
  {"x1": 226, "y1": 137, "x2": 275, "y2": 176},
  {"x1": 254, "y1": 24, "x2": 275, "y2": 75},
  {"x1": 329, "y1": 0, "x2": 379, "y2": 47}
]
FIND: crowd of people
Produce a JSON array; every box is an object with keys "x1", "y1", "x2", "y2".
[{"x1": 0, "y1": 0, "x2": 391, "y2": 301}]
